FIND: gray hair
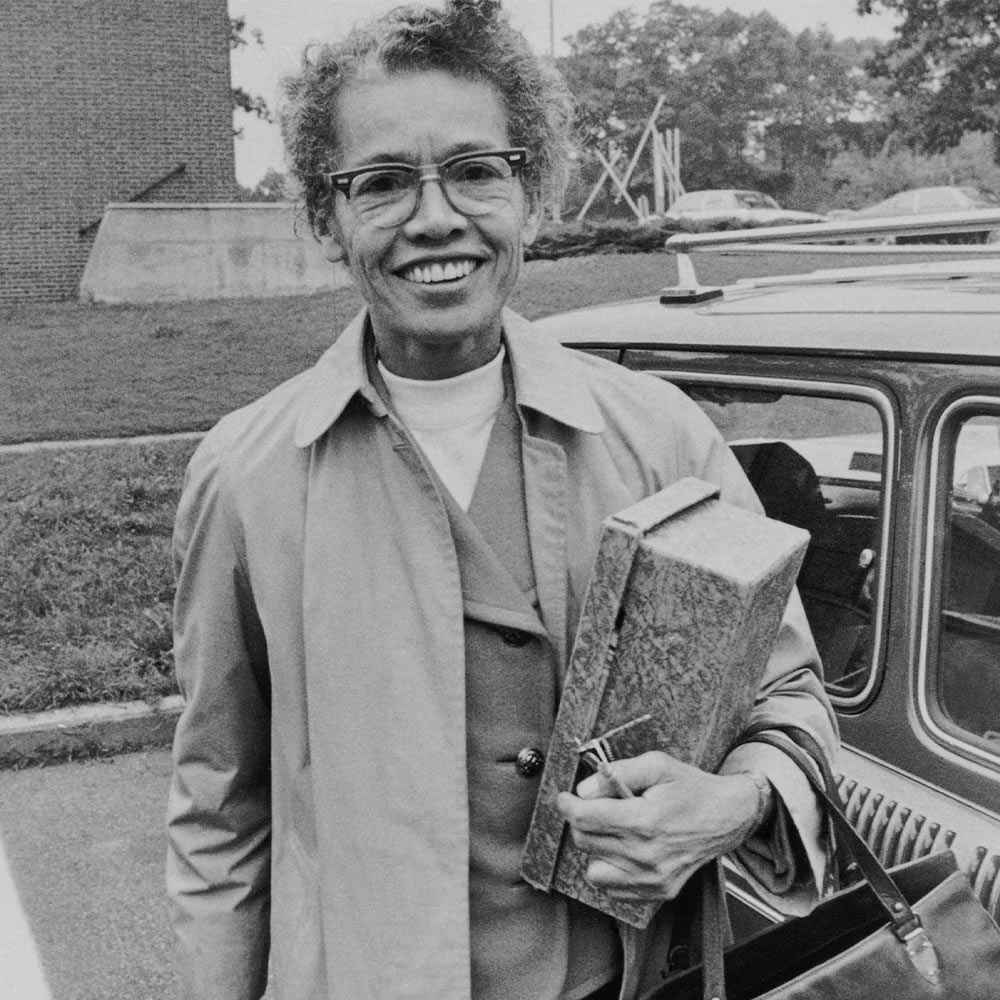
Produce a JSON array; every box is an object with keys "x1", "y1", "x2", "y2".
[{"x1": 280, "y1": 0, "x2": 575, "y2": 236}]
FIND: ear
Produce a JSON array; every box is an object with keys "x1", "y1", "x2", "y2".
[{"x1": 521, "y1": 191, "x2": 543, "y2": 246}]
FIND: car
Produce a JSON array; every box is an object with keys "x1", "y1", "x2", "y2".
[
  {"x1": 663, "y1": 188, "x2": 826, "y2": 231},
  {"x1": 829, "y1": 185, "x2": 1000, "y2": 243},
  {"x1": 536, "y1": 212, "x2": 1000, "y2": 939}
]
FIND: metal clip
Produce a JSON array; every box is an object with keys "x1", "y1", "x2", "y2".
[
  {"x1": 900, "y1": 920, "x2": 941, "y2": 985},
  {"x1": 574, "y1": 714, "x2": 653, "y2": 800}
]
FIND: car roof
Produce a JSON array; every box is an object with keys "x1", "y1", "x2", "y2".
[
  {"x1": 541, "y1": 214, "x2": 1000, "y2": 361},
  {"x1": 538, "y1": 260, "x2": 1000, "y2": 361}
]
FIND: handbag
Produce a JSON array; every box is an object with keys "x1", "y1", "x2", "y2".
[{"x1": 647, "y1": 725, "x2": 1000, "y2": 1000}]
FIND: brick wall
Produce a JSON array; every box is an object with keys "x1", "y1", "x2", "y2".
[{"x1": 0, "y1": 0, "x2": 236, "y2": 303}]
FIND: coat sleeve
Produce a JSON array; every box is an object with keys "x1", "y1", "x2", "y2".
[
  {"x1": 677, "y1": 392, "x2": 840, "y2": 914},
  {"x1": 166, "y1": 433, "x2": 272, "y2": 1000}
]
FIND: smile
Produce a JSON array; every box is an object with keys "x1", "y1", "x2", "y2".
[{"x1": 398, "y1": 259, "x2": 480, "y2": 285}]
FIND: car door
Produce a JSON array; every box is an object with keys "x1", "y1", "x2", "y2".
[{"x1": 612, "y1": 346, "x2": 1000, "y2": 937}]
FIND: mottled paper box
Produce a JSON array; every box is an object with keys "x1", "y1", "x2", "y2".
[{"x1": 520, "y1": 477, "x2": 810, "y2": 927}]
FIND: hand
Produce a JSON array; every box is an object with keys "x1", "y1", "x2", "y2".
[{"x1": 555, "y1": 751, "x2": 765, "y2": 902}]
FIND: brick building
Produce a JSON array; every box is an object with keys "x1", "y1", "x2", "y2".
[{"x1": 1, "y1": 0, "x2": 236, "y2": 303}]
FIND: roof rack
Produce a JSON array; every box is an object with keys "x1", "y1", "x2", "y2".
[{"x1": 660, "y1": 209, "x2": 1000, "y2": 304}]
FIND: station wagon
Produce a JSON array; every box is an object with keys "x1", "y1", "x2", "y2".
[{"x1": 535, "y1": 211, "x2": 1000, "y2": 935}]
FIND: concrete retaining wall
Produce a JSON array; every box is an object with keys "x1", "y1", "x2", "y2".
[{"x1": 79, "y1": 202, "x2": 353, "y2": 303}]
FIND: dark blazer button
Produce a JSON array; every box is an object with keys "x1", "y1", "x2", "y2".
[
  {"x1": 515, "y1": 747, "x2": 545, "y2": 778},
  {"x1": 496, "y1": 626, "x2": 531, "y2": 647}
]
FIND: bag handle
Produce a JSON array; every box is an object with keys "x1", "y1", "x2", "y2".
[
  {"x1": 739, "y1": 721, "x2": 857, "y2": 892},
  {"x1": 697, "y1": 726, "x2": 942, "y2": 1000}
]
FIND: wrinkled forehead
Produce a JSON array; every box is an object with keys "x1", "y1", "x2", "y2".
[{"x1": 329, "y1": 64, "x2": 513, "y2": 170}]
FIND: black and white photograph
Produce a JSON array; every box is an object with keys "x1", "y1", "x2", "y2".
[{"x1": 2, "y1": 1, "x2": 1000, "y2": 998}]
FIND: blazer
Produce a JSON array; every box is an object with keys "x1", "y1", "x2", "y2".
[{"x1": 166, "y1": 308, "x2": 838, "y2": 1000}]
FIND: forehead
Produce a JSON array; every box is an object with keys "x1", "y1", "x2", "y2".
[{"x1": 331, "y1": 68, "x2": 512, "y2": 168}]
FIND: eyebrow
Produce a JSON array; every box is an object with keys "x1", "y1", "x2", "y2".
[{"x1": 342, "y1": 141, "x2": 509, "y2": 169}]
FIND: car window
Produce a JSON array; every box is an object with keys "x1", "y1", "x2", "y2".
[
  {"x1": 917, "y1": 188, "x2": 961, "y2": 212},
  {"x1": 736, "y1": 191, "x2": 779, "y2": 210},
  {"x1": 674, "y1": 381, "x2": 886, "y2": 701},
  {"x1": 881, "y1": 192, "x2": 913, "y2": 214},
  {"x1": 670, "y1": 193, "x2": 702, "y2": 212},
  {"x1": 960, "y1": 187, "x2": 1000, "y2": 207},
  {"x1": 702, "y1": 193, "x2": 732, "y2": 210},
  {"x1": 934, "y1": 411, "x2": 1000, "y2": 754}
]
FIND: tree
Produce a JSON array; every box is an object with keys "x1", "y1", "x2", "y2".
[
  {"x1": 858, "y1": 0, "x2": 1000, "y2": 153},
  {"x1": 252, "y1": 168, "x2": 288, "y2": 201},
  {"x1": 230, "y1": 16, "x2": 271, "y2": 136},
  {"x1": 558, "y1": 0, "x2": 875, "y2": 213}
]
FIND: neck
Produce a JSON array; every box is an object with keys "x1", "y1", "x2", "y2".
[{"x1": 372, "y1": 328, "x2": 503, "y2": 380}]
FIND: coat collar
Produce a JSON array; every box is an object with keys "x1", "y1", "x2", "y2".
[{"x1": 293, "y1": 308, "x2": 605, "y2": 448}]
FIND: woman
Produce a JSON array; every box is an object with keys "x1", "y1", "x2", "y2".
[{"x1": 166, "y1": 2, "x2": 837, "y2": 998}]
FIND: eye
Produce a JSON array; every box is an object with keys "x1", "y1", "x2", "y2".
[
  {"x1": 350, "y1": 168, "x2": 413, "y2": 200},
  {"x1": 447, "y1": 156, "x2": 509, "y2": 185}
]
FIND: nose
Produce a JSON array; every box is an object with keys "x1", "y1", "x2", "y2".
[{"x1": 402, "y1": 175, "x2": 468, "y2": 240}]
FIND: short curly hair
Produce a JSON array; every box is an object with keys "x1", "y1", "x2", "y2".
[{"x1": 280, "y1": 0, "x2": 574, "y2": 237}]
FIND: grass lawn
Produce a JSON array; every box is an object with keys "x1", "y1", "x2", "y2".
[
  {"x1": 0, "y1": 253, "x2": 685, "y2": 445},
  {"x1": 1, "y1": 439, "x2": 197, "y2": 713}
]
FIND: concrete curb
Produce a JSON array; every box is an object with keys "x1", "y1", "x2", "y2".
[{"x1": 0, "y1": 696, "x2": 183, "y2": 768}]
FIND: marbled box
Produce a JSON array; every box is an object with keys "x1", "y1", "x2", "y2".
[{"x1": 520, "y1": 477, "x2": 810, "y2": 927}]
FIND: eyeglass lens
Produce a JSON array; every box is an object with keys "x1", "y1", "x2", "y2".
[{"x1": 348, "y1": 153, "x2": 518, "y2": 227}]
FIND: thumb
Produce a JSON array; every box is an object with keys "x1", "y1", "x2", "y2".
[{"x1": 576, "y1": 750, "x2": 682, "y2": 799}]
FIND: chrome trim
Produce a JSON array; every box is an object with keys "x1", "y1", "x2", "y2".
[
  {"x1": 644, "y1": 370, "x2": 894, "y2": 709},
  {"x1": 838, "y1": 750, "x2": 1000, "y2": 924},
  {"x1": 666, "y1": 210, "x2": 1000, "y2": 254},
  {"x1": 840, "y1": 744, "x2": 1000, "y2": 829},
  {"x1": 918, "y1": 395, "x2": 1000, "y2": 771}
]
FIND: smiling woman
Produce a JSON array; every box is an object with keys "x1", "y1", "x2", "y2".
[
  {"x1": 311, "y1": 69, "x2": 541, "y2": 377},
  {"x1": 165, "y1": 3, "x2": 838, "y2": 999}
]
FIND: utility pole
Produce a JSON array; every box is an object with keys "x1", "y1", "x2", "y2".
[{"x1": 549, "y1": 0, "x2": 555, "y2": 56}]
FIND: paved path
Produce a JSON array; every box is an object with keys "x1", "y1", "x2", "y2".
[
  {"x1": 0, "y1": 751, "x2": 177, "y2": 999},
  {"x1": 0, "y1": 431, "x2": 204, "y2": 455}
]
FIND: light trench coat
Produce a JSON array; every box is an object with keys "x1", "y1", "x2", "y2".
[{"x1": 167, "y1": 309, "x2": 838, "y2": 1000}]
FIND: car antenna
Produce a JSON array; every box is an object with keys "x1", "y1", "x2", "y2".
[{"x1": 659, "y1": 248, "x2": 724, "y2": 304}]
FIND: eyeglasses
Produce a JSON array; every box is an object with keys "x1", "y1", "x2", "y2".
[{"x1": 319, "y1": 148, "x2": 529, "y2": 228}]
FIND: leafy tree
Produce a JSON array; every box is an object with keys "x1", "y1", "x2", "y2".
[
  {"x1": 858, "y1": 0, "x2": 1000, "y2": 153},
  {"x1": 558, "y1": 0, "x2": 875, "y2": 214},
  {"x1": 233, "y1": 168, "x2": 290, "y2": 202},
  {"x1": 230, "y1": 16, "x2": 272, "y2": 136},
  {"x1": 826, "y1": 131, "x2": 1000, "y2": 208},
  {"x1": 252, "y1": 168, "x2": 288, "y2": 201}
]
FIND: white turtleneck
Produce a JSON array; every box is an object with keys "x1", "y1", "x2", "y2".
[{"x1": 378, "y1": 346, "x2": 506, "y2": 511}]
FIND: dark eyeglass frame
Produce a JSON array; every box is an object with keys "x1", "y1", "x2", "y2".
[{"x1": 319, "y1": 147, "x2": 529, "y2": 200}]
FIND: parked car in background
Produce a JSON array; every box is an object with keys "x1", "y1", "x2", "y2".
[
  {"x1": 536, "y1": 213, "x2": 1000, "y2": 940},
  {"x1": 663, "y1": 189, "x2": 826, "y2": 230},
  {"x1": 829, "y1": 186, "x2": 1000, "y2": 243}
]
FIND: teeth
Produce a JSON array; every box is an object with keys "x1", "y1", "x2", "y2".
[{"x1": 403, "y1": 259, "x2": 477, "y2": 284}]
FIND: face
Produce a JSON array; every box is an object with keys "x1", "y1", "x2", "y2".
[{"x1": 324, "y1": 68, "x2": 541, "y2": 379}]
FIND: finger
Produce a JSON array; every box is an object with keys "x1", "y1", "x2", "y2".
[
  {"x1": 568, "y1": 826, "x2": 633, "y2": 857},
  {"x1": 599, "y1": 751, "x2": 699, "y2": 794},
  {"x1": 575, "y1": 768, "x2": 627, "y2": 800},
  {"x1": 556, "y1": 791, "x2": 642, "y2": 835},
  {"x1": 586, "y1": 858, "x2": 691, "y2": 902},
  {"x1": 585, "y1": 855, "x2": 639, "y2": 888}
]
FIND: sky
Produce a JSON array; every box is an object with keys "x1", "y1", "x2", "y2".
[{"x1": 229, "y1": 0, "x2": 899, "y2": 186}]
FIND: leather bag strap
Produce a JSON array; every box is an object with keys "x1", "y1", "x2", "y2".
[
  {"x1": 739, "y1": 721, "x2": 857, "y2": 890},
  {"x1": 697, "y1": 725, "x2": 942, "y2": 1000}
]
